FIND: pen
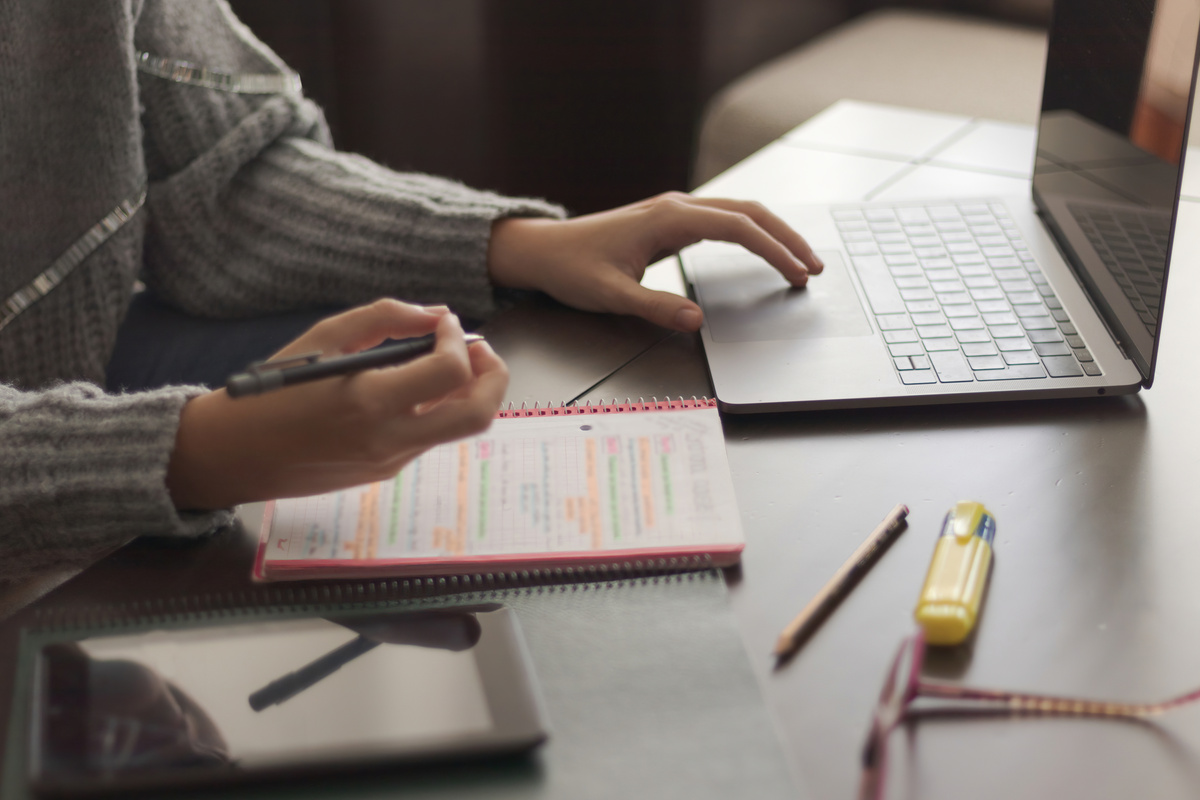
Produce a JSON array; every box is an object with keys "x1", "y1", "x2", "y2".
[
  {"x1": 249, "y1": 634, "x2": 380, "y2": 711},
  {"x1": 225, "y1": 332, "x2": 485, "y2": 398},
  {"x1": 773, "y1": 503, "x2": 910, "y2": 662}
]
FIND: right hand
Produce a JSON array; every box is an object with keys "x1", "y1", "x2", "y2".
[{"x1": 166, "y1": 299, "x2": 508, "y2": 510}]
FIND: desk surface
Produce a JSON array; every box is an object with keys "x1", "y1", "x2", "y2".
[{"x1": 7, "y1": 101, "x2": 1200, "y2": 799}]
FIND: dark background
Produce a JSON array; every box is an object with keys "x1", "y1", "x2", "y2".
[{"x1": 227, "y1": 0, "x2": 1048, "y2": 215}]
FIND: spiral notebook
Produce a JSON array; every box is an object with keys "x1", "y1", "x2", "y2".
[
  {"x1": 254, "y1": 398, "x2": 745, "y2": 582},
  {"x1": 3, "y1": 568, "x2": 801, "y2": 799}
]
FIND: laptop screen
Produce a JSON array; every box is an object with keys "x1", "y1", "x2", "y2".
[{"x1": 1032, "y1": 0, "x2": 1200, "y2": 383}]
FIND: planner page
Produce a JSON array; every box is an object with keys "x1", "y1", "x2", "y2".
[{"x1": 257, "y1": 404, "x2": 743, "y2": 577}]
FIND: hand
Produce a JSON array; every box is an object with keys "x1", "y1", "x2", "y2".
[
  {"x1": 166, "y1": 299, "x2": 508, "y2": 510},
  {"x1": 487, "y1": 192, "x2": 823, "y2": 332}
]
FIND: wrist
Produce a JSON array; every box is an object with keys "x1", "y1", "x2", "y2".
[{"x1": 487, "y1": 217, "x2": 556, "y2": 290}]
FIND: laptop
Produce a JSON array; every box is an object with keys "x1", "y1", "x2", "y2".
[{"x1": 681, "y1": 0, "x2": 1200, "y2": 413}]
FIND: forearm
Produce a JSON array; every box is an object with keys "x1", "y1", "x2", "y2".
[{"x1": 0, "y1": 383, "x2": 233, "y2": 583}]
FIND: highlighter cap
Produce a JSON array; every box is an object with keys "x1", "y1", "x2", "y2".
[{"x1": 915, "y1": 603, "x2": 976, "y2": 646}]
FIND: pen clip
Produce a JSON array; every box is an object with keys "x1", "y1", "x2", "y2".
[{"x1": 246, "y1": 351, "x2": 324, "y2": 374}]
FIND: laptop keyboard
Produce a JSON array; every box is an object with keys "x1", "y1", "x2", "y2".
[
  {"x1": 1069, "y1": 202, "x2": 1166, "y2": 337},
  {"x1": 835, "y1": 201, "x2": 1102, "y2": 385}
]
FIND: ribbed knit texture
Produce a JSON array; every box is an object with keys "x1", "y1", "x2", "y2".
[{"x1": 0, "y1": 0, "x2": 565, "y2": 583}]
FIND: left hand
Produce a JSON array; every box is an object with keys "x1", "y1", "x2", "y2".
[{"x1": 487, "y1": 192, "x2": 823, "y2": 332}]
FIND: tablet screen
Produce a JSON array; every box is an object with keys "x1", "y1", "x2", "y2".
[{"x1": 30, "y1": 606, "x2": 547, "y2": 795}]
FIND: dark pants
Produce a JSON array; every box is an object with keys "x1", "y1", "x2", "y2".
[{"x1": 105, "y1": 292, "x2": 336, "y2": 392}]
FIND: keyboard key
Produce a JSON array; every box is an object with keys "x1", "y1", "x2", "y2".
[
  {"x1": 993, "y1": 267, "x2": 1027, "y2": 281},
  {"x1": 1051, "y1": 309, "x2": 1071, "y2": 323},
  {"x1": 955, "y1": 329, "x2": 991, "y2": 344},
  {"x1": 970, "y1": 287, "x2": 1004, "y2": 301},
  {"x1": 962, "y1": 342, "x2": 998, "y2": 357},
  {"x1": 894, "y1": 356, "x2": 915, "y2": 370},
  {"x1": 915, "y1": 246, "x2": 947, "y2": 258},
  {"x1": 920, "y1": 257, "x2": 955, "y2": 270},
  {"x1": 967, "y1": 355, "x2": 1007, "y2": 371},
  {"x1": 949, "y1": 316, "x2": 985, "y2": 331},
  {"x1": 1014, "y1": 304, "x2": 1050, "y2": 317},
  {"x1": 895, "y1": 276, "x2": 930, "y2": 289},
  {"x1": 924, "y1": 268, "x2": 959, "y2": 283},
  {"x1": 930, "y1": 280, "x2": 966, "y2": 293},
  {"x1": 956, "y1": 264, "x2": 992, "y2": 277},
  {"x1": 989, "y1": 324, "x2": 1026, "y2": 338},
  {"x1": 1033, "y1": 341, "x2": 1071, "y2": 357},
  {"x1": 905, "y1": 300, "x2": 940, "y2": 313},
  {"x1": 1074, "y1": 348, "x2": 1094, "y2": 362},
  {"x1": 885, "y1": 253, "x2": 919, "y2": 266},
  {"x1": 897, "y1": 207, "x2": 931, "y2": 224},
  {"x1": 929, "y1": 206, "x2": 961, "y2": 221},
  {"x1": 923, "y1": 337, "x2": 960, "y2": 351},
  {"x1": 982, "y1": 312, "x2": 1018, "y2": 326},
  {"x1": 880, "y1": 243, "x2": 913, "y2": 255},
  {"x1": 952, "y1": 252, "x2": 987, "y2": 266},
  {"x1": 876, "y1": 231, "x2": 907, "y2": 244},
  {"x1": 899, "y1": 288, "x2": 935, "y2": 301},
  {"x1": 917, "y1": 324, "x2": 953, "y2": 339},
  {"x1": 865, "y1": 208, "x2": 897, "y2": 222},
  {"x1": 1060, "y1": 322, "x2": 1078, "y2": 335},
  {"x1": 1020, "y1": 316, "x2": 1058, "y2": 330},
  {"x1": 847, "y1": 242, "x2": 879, "y2": 255},
  {"x1": 911, "y1": 355, "x2": 931, "y2": 370},
  {"x1": 833, "y1": 209, "x2": 865, "y2": 221},
  {"x1": 899, "y1": 369, "x2": 938, "y2": 385},
  {"x1": 1028, "y1": 329, "x2": 1063, "y2": 343},
  {"x1": 944, "y1": 304, "x2": 981, "y2": 318},
  {"x1": 851, "y1": 255, "x2": 906, "y2": 314},
  {"x1": 973, "y1": 364, "x2": 1047, "y2": 381},
  {"x1": 884, "y1": 329, "x2": 919, "y2": 344},
  {"x1": 1082, "y1": 362, "x2": 1103, "y2": 376},
  {"x1": 996, "y1": 337, "x2": 1033, "y2": 352},
  {"x1": 1003, "y1": 350, "x2": 1041, "y2": 365},
  {"x1": 1043, "y1": 355, "x2": 1084, "y2": 377},
  {"x1": 889, "y1": 342, "x2": 925, "y2": 357},
  {"x1": 983, "y1": 246, "x2": 1016, "y2": 258},
  {"x1": 911, "y1": 312, "x2": 947, "y2": 326},
  {"x1": 976, "y1": 299, "x2": 1010, "y2": 313},
  {"x1": 963, "y1": 276, "x2": 999, "y2": 289},
  {"x1": 930, "y1": 350, "x2": 974, "y2": 382},
  {"x1": 988, "y1": 256, "x2": 1022, "y2": 268},
  {"x1": 1066, "y1": 334, "x2": 1085, "y2": 348},
  {"x1": 1006, "y1": 291, "x2": 1042, "y2": 304},
  {"x1": 937, "y1": 292, "x2": 973, "y2": 306},
  {"x1": 877, "y1": 313, "x2": 912, "y2": 330},
  {"x1": 1000, "y1": 279, "x2": 1036, "y2": 293}
]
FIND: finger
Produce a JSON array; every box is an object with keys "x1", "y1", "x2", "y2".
[
  {"x1": 356, "y1": 312, "x2": 475, "y2": 410},
  {"x1": 647, "y1": 200, "x2": 811, "y2": 287},
  {"x1": 689, "y1": 197, "x2": 824, "y2": 275},
  {"x1": 278, "y1": 299, "x2": 450, "y2": 359},
  {"x1": 390, "y1": 356, "x2": 509, "y2": 449},
  {"x1": 606, "y1": 275, "x2": 704, "y2": 332}
]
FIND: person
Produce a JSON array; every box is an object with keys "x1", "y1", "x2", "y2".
[{"x1": 0, "y1": 0, "x2": 822, "y2": 584}]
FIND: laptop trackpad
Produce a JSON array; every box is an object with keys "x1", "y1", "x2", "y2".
[{"x1": 692, "y1": 249, "x2": 871, "y2": 343}]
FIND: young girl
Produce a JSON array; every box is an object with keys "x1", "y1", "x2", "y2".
[{"x1": 0, "y1": 0, "x2": 820, "y2": 582}]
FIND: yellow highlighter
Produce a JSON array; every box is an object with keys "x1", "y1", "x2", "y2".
[{"x1": 914, "y1": 501, "x2": 996, "y2": 646}]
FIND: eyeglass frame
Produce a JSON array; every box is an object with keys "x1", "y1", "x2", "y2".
[{"x1": 859, "y1": 629, "x2": 1200, "y2": 800}]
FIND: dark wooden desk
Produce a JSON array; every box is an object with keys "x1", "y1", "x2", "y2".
[{"x1": 6, "y1": 102, "x2": 1200, "y2": 799}]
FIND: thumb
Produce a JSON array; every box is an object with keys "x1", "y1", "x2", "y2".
[{"x1": 612, "y1": 281, "x2": 704, "y2": 332}]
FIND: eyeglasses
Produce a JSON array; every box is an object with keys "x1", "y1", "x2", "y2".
[{"x1": 860, "y1": 630, "x2": 1200, "y2": 800}]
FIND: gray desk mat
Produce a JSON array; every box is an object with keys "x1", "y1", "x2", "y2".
[{"x1": 3, "y1": 572, "x2": 798, "y2": 800}]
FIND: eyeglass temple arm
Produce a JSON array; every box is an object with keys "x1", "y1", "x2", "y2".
[{"x1": 915, "y1": 679, "x2": 1200, "y2": 718}]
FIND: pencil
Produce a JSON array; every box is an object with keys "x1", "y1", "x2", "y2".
[{"x1": 773, "y1": 503, "x2": 910, "y2": 660}]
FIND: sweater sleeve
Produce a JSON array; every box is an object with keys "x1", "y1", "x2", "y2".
[
  {"x1": 136, "y1": 0, "x2": 565, "y2": 323},
  {"x1": 0, "y1": 382, "x2": 234, "y2": 583}
]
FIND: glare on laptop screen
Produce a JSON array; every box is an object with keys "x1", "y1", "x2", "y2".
[{"x1": 1032, "y1": 0, "x2": 1200, "y2": 380}]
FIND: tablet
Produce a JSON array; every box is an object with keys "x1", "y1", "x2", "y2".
[{"x1": 28, "y1": 605, "x2": 548, "y2": 796}]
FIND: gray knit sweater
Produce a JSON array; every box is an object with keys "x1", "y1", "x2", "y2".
[{"x1": 0, "y1": 0, "x2": 563, "y2": 582}]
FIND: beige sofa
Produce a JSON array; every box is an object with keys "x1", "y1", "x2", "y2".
[{"x1": 693, "y1": 2, "x2": 1053, "y2": 186}]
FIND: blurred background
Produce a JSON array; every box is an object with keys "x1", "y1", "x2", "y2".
[{"x1": 227, "y1": 0, "x2": 1051, "y2": 215}]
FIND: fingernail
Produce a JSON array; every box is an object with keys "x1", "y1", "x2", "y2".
[
  {"x1": 674, "y1": 308, "x2": 703, "y2": 330},
  {"x1": 424, "y1": 304, "x2": 451, "y2": 315},
  {"x1": 812, "y1": 255, "x2": 825, "y2": 270}
]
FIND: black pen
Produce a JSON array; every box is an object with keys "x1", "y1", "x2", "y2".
[{"x1": 226, "y1": 332, "x2": 485, "y2": 398}]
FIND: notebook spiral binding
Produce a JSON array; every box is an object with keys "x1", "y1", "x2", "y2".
[
  {"x1": 29, "y1": 557, "x2": 720, "y2": 634},
  {"x1": 495, "y1": 396, "x2": 716, "y2": 418}
]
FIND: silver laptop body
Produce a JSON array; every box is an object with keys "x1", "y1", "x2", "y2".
[{"x1": 682, "y1": 0, "x2": 1199, "y2": 413}]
